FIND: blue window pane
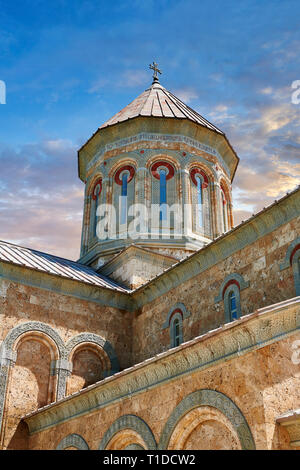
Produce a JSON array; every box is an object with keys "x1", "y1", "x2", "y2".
[
  {"x1": 173, "y1": 318, "x2": 180, "y2": 346},
  {"x1": 196, "y1": 176, "x2": 203, "y2": 229},
  {"x1": 121, "y1": 172, "x2": 128, "y2": 197},
  {"x1": 160, "y1": 169, "x2": 167, "y2": 221},
  {"x1": 94, "y1": 193, "x2": 99, "y2": 237},
  {"x1": 121, "y1": 173, "x2": 128, "y2": 225},
  {"x1": 229, "y1": 291, "x2": 238, "y2": 320}
]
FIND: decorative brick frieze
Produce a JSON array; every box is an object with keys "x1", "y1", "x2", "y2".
[{"x1": 85, "y1": 133, "x2": 228, "y2": 176}]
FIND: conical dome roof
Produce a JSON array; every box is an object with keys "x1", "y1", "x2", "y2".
[{"x1": 100, "y1": 81, "x2": 224, "y2": 135}]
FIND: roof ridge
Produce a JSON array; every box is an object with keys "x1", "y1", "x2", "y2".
[
  {"x1": 139, "y1": 86, "x2": 154, "y2": 116},
  {"x1": 0, "y1": 238, "x2": 130, "y2": 292},
  {"x1": 165, "y1": 88, "x2": 224, "y2": 135},
  {"x1": 98, "y1": 81, "x2": 225, "y2": 135},
  {"x1": 164, "y1": 98, "x2": 176, "y2": 117},
  {"x1": 156, "y1": 90, "x2": 164, "y2": 116},
  {"x1": 0, "y1": 238, "x2": 86, "y2": 266}
]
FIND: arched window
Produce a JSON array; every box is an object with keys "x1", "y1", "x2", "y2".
[
  {"x1": 190, "y1": 168, "x2": 210, "y2": 236},
  {"x1": 91, "y1": 178, "x2": 102, "y2": 239},
  {"x1": 170, "y1": 311, "x2": 183, "y2": 348},
  {"x1": 279, "y1": 239, "x2": 300, "y2": 296},
  {"x1": 221, "y1": 186, "x2": 228, "y2": 233},
  {"x1": 151, "y1": 161, "x2": 175, "y2": 225},
  {"x1": 196, "y1": 175, "x2": 203, "y2": 229},
  {"x1": 121, "y1": 171, "x2": 129, "y2": 225},
  {"x1": 224, "y1": 284, "x2": 241, "y2": 322},
  {"x1": 292, "y1": 248, "x2": 300, "y2": 296},
  {"x1": 173, "y1": 318, "x2": 180, "y2": 346},
  {"x1": 229, "y1": 291, "x2": 238, "y2": 320},
  {"x1": 162, "y1": 303, "x2": 190, "y2": 349},
  {"x1": 159, "y1": 168, "x2": 167, "y2": 220},
  {"x1": 114, "y1": 165, "x2": 135, "y2": 229}
]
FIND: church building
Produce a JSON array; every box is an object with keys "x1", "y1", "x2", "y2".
[{"x1": 0, "y1": 65, "x2": 299, "y2": 450}]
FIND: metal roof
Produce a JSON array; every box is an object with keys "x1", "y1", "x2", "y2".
[
  {"x1": 100, "y1": 81, "x2": 224, "y2": 134},
  {"x1": 0, "y1": 240, "x2": 129, "y2": 292}
]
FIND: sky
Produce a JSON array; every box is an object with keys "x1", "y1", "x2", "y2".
[{"x1": 0, "y1": 0, "x2": 299, "y2": 260}]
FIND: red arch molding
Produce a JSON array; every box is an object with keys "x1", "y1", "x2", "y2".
[
  {"x1": 92, "y1": 178, "x2": 102, "y2": 200},
  {"x1": 220, "y1": 183, "x2": 228, "y2": 203},
  {"x1": 222, "y1": 279, "x2": 240, "y2": 299},
  {"x1": 290, "y1": 244, "x2": 300, "y2": 265},
  {"x1": 115, "y1": 165, "x2": 135, "y2": 185},
  {"x1": 190, "y1": 168, "x2": 209, "y2": 188},
  {"x1": 151, "y1": 161, "x2": 175, "y2": 180},
  {"x1": 168, "y1": 308, "x2": 183, "y2": 325}
]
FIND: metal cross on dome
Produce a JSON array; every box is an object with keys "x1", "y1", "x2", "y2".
[{"x1": 149, "y1": 61, "x2": 162, "y2": 82}]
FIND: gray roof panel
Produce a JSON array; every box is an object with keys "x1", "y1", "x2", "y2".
[
  {"x1": 100, "y1": 81, "x2": 224, "y2": 135},
  {"x1": 0, "y1": 240, "x2": 129, "y2": 293}
]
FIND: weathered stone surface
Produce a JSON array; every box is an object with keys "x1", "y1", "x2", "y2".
[{"x1": 22, "y1": 304, "x2": 300, "y2": 450}]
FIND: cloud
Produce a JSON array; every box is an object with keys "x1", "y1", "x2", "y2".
[
  {"x1": 173, "y1": 88, "x2": 198, "y2": 103},
  {"x1": 205, "y1": 82, "x2": 300, "y2": 222},
  {"x1": 0, "y1": 139, "x2": 83, "y2": 260},
  {"x1": 259, "y1": 104, "x2": 298, "y2": 133},
  {"x1": 0, "y1": 0, "x2": 300, "y2": 254},
  {"x1": 116, "y1": 70, "x2": 149, "y2": 88}
]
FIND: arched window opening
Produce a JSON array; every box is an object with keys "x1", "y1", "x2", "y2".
[
  {"x1": 114, "y1": 165, "x2": 135, "y2": 229},
  {"x1": 280, "y1": 239, "x2": 300, "y2": 297},
  {"x1": 223, "y1": 284, "x2": 241, "y2": 322},
  {"x1": 196, "y1": 175, "x2": 203, "y2": 229},
  {"x1": 170, "y1": 311, "x2": 183, "y2": 348},
  {"x1": 151, "y1": 161, "x2": 175, "y2": 225},
  {"x1": 229, "y1": 291, "x2": 238, "y2": 320},
  {"x1": 121, "y1": 171, "x2": 129, "y2": 225},
  {"x1": 159, "y1": 168, "x2": 167, "y2": 220},
  {"x1": 292, "y1": 248, "x2": 300, "y2": 296},
  {"x1": 190, "y1": 168, "x2": 210, "y2": 236},
  {"x1": 91, "y1": 178, "x2": 102, "y2": 239},
  {"x1": 221, "y1": 187, "x2": 228, "y2": 233},
  {"x1": 173, "y1": 318, "x2": 180, "y2": 346}
]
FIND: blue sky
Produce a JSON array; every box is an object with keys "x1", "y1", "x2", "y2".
[{"x1": 0, "y1": 0, "x2": 300, "y2": 259}]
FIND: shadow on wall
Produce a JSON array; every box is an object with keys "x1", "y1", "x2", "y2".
[
  {"x1": 7, "y1": 421, "x2": 29, "y2": 450},
  {"x1": 3, "y1": 339, "x2": 55, "y2": 449}
]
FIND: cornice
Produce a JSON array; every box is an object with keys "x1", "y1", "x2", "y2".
[
  {"x1": 0, "y1": 262, "x2": 131, "y2": 311},
  {"x1": 23, "y1": 297, "x2": 300, "y2": 435},
  {"x1": 78, "y1": 118, "x2": 239, "y2": 183}
]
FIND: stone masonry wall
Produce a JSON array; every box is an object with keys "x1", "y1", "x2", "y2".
[
  {"x1": 25, "y1": 331, "x2": 300, "y2": 450},
  {"x1": 131, "y1": 216, "x2": 299, "y2": 363},
  {"x1": 0, "y1": 277, "x2": 132, "y2": 449}
]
